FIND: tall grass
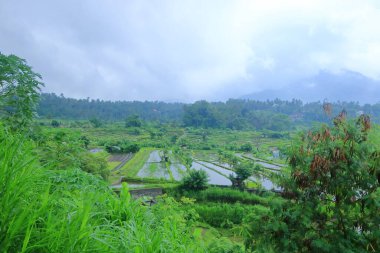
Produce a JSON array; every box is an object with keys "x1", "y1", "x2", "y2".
[
  {"x1": 0, "y1": 131, "x2": 206, "y2": 252},
  {"x1": 174, "y1": 187, "x2": 278, "y2": 206},
  {"x1": 193, "y1": 203, "x2": 257, "y2": 228}
]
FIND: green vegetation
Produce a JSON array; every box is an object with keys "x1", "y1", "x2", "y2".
[
  {"x1": 245, "y1": 114, "x2": 380, "y2": 252},
  {"x1": 114, "y1": 148, "x2": 153, "y2": 179},
  {"x1": 0, "y1": 134, "x2": 206, "y2": 251},
  {"x1": 180, "y1": 169, "x2": 209, "y2": 191},
  {"x1": 0, "y1": 53, "x2": 43, "y2": 131},
  {"x1": 177, "y1": 187, "x2": 274, "y2": 206},
  {"x1": 1, "y1": 52, "x2": 379, "y2": 252},
  {"x1": 37, "y1": 93, "x2": 380, "y2": 128}
]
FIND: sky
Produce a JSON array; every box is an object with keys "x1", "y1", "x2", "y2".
[{"x1": 1, "y1": 0, "x2": 380, "y2": 102}]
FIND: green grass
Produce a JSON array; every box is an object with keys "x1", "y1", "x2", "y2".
[
  {"x1": 0, "y1": 132, "x2": 207, "y2": 252},
  {"x1": 175, "y1": 187, "x2": 278, "y2": 206},
  {"x1": 113, "y1": 147, "x2": 153, "y2": 178},
  {"x1": 107, "y1": 161, "x2": 120, "y2": 170}
]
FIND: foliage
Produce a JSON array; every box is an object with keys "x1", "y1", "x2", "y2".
[
  {"x1": 51, "y1": 119, "x2": 60, "y2": 127},
  {"x1": 79, "y1": 135, "x2": 90, "y2": 148},
  {"x1": 105, "y1": 140, "x2": 140, "y2": 153},
  {"x1": 194, "y1": 203, "x2": 256, "y2": 228},
  {"x1": 183, "y1": 100, "x2": 220, "y2": 128},
  {"x1": 176, "y1": 187, "x2": 274, "y2": 206},
  {"x1": 0, "y1": 53, "x2": 44, "y2": 132},
  {"x1": 229, "y1": 162, "x2": 254, "y2": 189},
  {"x1": 239, "y1": 143, "x2": 252, "y2": 152},
  {"x1": 125, "y1": 114, "x2": 142, "y2": 127},
  {"x1": 0, "y1": 129, "x2": 207, "y2": 252},
  {"x1": 38, "y1": 94, "x2": 380, "y2": 129},
  {"x1": 207, "y1": 237, "x2": 244, "y2": 253},
  {"x1": 245, "y1": 114, "x2": 380, "y2": 252},
  {"x1": 79, "y1": 151, "x2": 109, "y2": 179},
  {"x1": 89, "y1": 117, "x2": 102, "y2": 128},
  {"x1": 180, "y1": 169, "x2": 209, "y2": 191}
]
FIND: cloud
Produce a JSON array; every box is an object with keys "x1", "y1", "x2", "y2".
[{"x1": 1, "y1": 0, "x2": 380, "y2": 102}]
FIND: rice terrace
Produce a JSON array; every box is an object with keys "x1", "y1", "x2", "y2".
[{"x1": 1, "y1": 1, "x2": 380, "y2": 252}]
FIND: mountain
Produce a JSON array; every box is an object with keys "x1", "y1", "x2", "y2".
[{"x1": 241, "y1": 70, "x2": 380, "y2": 104}]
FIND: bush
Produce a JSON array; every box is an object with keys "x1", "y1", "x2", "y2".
[
  {"x1": 180, "y1": 169, "x2": 209, "y2": 191},
  {"x1": 79, "y1": 151, "x2": 109, "y2": 179},
  {"x1": 51, "y1": 120, "x2": 60, "y2": 127},
  {"x1": 125, "y1": 114, "x2": 142, "y2": 127},
  {"x1": 245, "y1": 114, "x2": 380, "y2": 252},
  {"x1": 105, "y1": 141, "x2": 140, "y2": 153},
  {"x1": 239, "y1": 143, "x2": 252, "y2": 152}
]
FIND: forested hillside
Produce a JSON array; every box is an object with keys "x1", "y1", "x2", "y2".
[{"x1": 38, "y1": 93, "x2": 380, "y2": 129}]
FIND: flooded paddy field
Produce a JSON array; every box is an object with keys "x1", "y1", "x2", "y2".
[
  {"x1": 191, "y1": 162, "x2": 232, "y2": 186},
  {"x1": 137, "y1": 150, "x2": 171, "y2": 179}
]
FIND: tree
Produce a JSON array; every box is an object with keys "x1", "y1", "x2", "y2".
[
  {"x1": 181, "y1": 169, "x2": 209, "y2": 191},
  {"x1": 79, "y1": 135, "x2": 90, "y2": 149},
  {"x1": 125, "y1": 114, "x2": 142, "y2": 127},
  {"x1": 239, "y1": 143, "x2": 253, "y2": 152},
  {"x1": 0, "y1": 53, "x2": 44, "y2": 131},
  {"x1": 183, "y1": 100, "x2": 219, "y2": 128},
  {"x1": 89, "y1": 117, "x2": 102, "y2": 128},
  {"x1": 79, "y1": 152, "x2": 109, "y2": 179},
  {"x1": 245, "y1": 113, "x2": 380, "y2": 252},
  {"x1": 51, "y1": 120, "x2": 60, "y2": 128},
  {"x1": 229, "y1": 162, "x2": 253, "y2": 189}
]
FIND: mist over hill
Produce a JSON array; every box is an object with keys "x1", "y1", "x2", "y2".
[{"x1": 241, "y1": 70, "x2": 380, "y2": 104}]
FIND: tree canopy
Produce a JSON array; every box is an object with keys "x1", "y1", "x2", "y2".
[
  {"x1": 0, "y1": 53, "x2": 44, "y2": 131},
  {"x1": 245, "y1": 113, "x2": 380, "y2": 252}
]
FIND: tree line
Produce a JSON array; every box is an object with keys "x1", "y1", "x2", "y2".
[{"x1": 38, "y1": 93, "x2": 380, "y2": 130}]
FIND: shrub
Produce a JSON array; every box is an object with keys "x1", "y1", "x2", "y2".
[
  {"x1": 125, "y1": 114, "x2": 142, "y2": 127},
  {"x1": 180, "y1": 169, "x2": 209, "y2": 191},
  {"x1": 51, "y1": 120, "x2": 60, "y2": 127},
  {"x1": 239, "y1": 143, "x2": 252, "y2": 152},
  {"x1": 245, "y1": 114, "x2": 380, "y2": 252}
]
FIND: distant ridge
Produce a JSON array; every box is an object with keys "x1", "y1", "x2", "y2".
[{"x1": 241, "y1": 70, "x2": 380, "y2": 104}]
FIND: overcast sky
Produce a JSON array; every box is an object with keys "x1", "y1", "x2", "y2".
[{"x1": 1, "y1": 0, "x2": 380, "y2": 102}]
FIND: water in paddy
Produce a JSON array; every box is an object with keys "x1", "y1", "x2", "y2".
[
  {"x1": 196, "y1": 161, "x2": 236, "y2": 177},
  {"x1": 110, "y1": 183, "x2": 146, "y2": 190},
  {"x1": 137, "y1": 150, "x2": 171, "y2": 179},
  {"x1": 256, "y1": 161, "x2": 281, "y2": 170},
  {"x1": 169, "y1": 163, "x2": 187, "y2": 180},
  {"x1": 146, "y1": 150, "x2": 162, "y2": 163},
  {"x1": 249, "y1": 176, "x2": 281, "y2": 190},
  {"x1": 241, "y1": 153, "x2": 284, "y2": 169},
  {"x1": 192, "y1": 162, "x2": 232, "y2": 186},
  {"x1": 137, "y1": 162, "x2": 170, "y2": 179}
]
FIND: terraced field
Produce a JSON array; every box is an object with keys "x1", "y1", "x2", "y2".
[{"x1": 109, "y1": 148, "x2": 283, "y2": 190}]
